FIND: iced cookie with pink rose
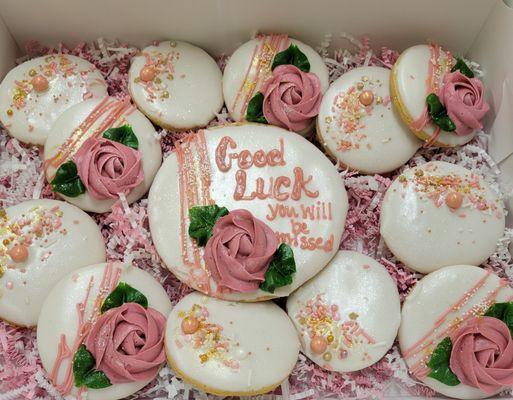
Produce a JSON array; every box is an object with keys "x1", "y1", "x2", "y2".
[
  {"x1": 287, "y1": 251, "x2": 400, "y2": 372},
  {"x1": 223, "y1": 35, "x2": 329, "y2": 136},
  {"x1": 0, "y1": 55, "x2": 107, "y2": 145},
  {"x1": 0, "y1": 199, "x2": 106, "y2": 327},
  {"x1": 391, "y1": 44, "x2": 489, "y2": 147},
  {"x1": 400, "y1": 265, "x2": 513, "y2": 399},
  {"x1": 148, "y1": 124, "x2": 348, "y2": 302},
  {"x1": 380, "y1": 161, "x2": 505, "y2": 273},
  {"x1": 317, "y1": 66, "x2": 421, "y2": 173},
  {"x1": 37, "y1": 262, "x2": 172, "y2": 400},
  {"x1": 165, "y1": 291, "x2": 300, "y2": 396},
  {"x1": 44, "y1": 96, "x2": 162, "y2": 213},
  {"x1": 128, "y1": 40, "x2": 223, "y2": 130}
]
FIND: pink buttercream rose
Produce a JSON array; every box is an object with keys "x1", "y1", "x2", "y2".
[
  {"x1": 74, "y1": 136, "x2": 144, "y2": 200},
  {"x1": 449, "y1": 316, "x2": 513, "y2": 393},
  {"x1": 440, "y1": 71, "x2": 489, "y2": 136},
  {"x1": 84, "y1": 302, "x2": 166, "y2": 384},
  {"x1": 203, "y1": 209, "x2": 279, "y2": 293},
  {"x1": 262, "y1": 64, "x2": 322, "y2": 132}
]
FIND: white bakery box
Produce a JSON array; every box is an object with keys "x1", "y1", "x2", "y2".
[{"x1": 0, "y1": 0, "x2": 512, "y2": 399}]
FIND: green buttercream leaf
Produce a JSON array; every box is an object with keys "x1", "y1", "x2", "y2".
[
  {"x1": 426, "y1": 93, "x2": 456, "y2": 132},
  {"x1": 73, "y1": 344, "x2": 112, "y2": 389},
  {"x1": 260, "y1": 243, "x2": 296, "y2": 293},
  {"x1": 451, "y1": 57, "x2": 475, "y2": 78},
  {"x1": 271, "y1": 44, "x2": 310, "y2": 72},
  {"x1": 102, "y1": 124, "x2": 139, "y2": 149},
  {"x1": 484, "y1": 302, "x2": 513, "y2": 337},
  {"x1": 245, "y1": 92, "x2": 267, "y2": 124},
  {"x1": 50, "y1": 160, "x2": 86, "y2": 198},
  {"x1": 426, "y1": 337, "x2": 460, "y2": 386},
  {"x1": 188, "y1": 204, "x2": 229, "y2": 247},
  {"x1": 100, "y1": 282, "x2": 148, "y2": 313}
]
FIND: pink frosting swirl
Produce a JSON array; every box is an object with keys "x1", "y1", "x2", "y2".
[
  {"x1": 74, "y1": 136, "x2": 144, "y2": 200},
  {"x1": 262, "y1": 64, "x2": 322, "y2": 132},
  {"x1": 84, "y1": 302, "x2": 166, "y2": 384},
  {"x1": 449, "y1": 316, "x2": 513, "y2": 393},
  {"x1": 203, "y1": 209, "x2": 279, "y2": 293},
  {"x1": 440, "y1": 71, "x2": 489, "y2": 136}
]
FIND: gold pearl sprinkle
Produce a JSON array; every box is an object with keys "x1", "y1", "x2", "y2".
[
  {"x1": 134, "y1": 77, "x2": 141, "y2": 83},
  {"x1": 376, "y1": 96, "x2": 383, "y2": 104},
  {"x1": 323, "y1": 352, "x2": 332, "y2": 361},
  {"x1": 362, "y1": 76, "x2": 369, "y2": 82},
  {"x1": 29, "y1": 69, "x2": 37, "y2": 77},
  {"x1": 170, "y1": 41, "x2": 177, "y2": 47},
  {"x1": 349, "y1": 312, "x2": 359, "y2": 320},
  {"x1": 161, "y1": 91, "x2": 169, "y2": 99},
  {"x1": 6, "y1": 109, "x2": 13, "y2": 116},
  {"x1": 356, "y1": 82, "x2": 364, "y2": 90},
  {"x1": 2, "y1": 238, "x2": 10, "y2": 246},
  {"x1": 199, "y1": 354, "x2": 208, "y2": 363},
  {"x1": 154, "y1": 77, "x2": 162, "y2": 84},
  {"x1": 167, "y1": 74, "x2": 174, "y2": 80},
  {"x1": 327, "y1": 335, "x2": 334, "y2": 343}
]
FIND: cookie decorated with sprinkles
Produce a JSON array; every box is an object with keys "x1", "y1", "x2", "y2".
[
  {"x1": 44, "y1": 96, "x2": 162, "y2": 213},
  {"x1": 391, "y1": 44, "x2": 489, "y2": 147},
  {"x1": 0, "y1": 55, "x2": 107, "y2": 145},
  {"x1": 165, "y1": 291, "x2": 300, "y2": 396},
  {"x1": 400, "y1": 265, "x2": 513, "y2": 399},
  {"x1": 148, "y1": 123, "x2": 348, "y2": 302},
  {"x1": 37, "y1": 262, "x2": 172, "y2": 400},
  {"x1": 0, "y1": 199, "x2": 106, "y2": 327},
  {"x1": 128, "y1": 40, "x2": 223, "y2": 130},
  {"x1": 287, "y1": 250, "x2": 400, "y2": 372},
  {"x1": 222, "y1": 35, "x2": 329, "y2": 136},
  {"x1": 380, "y1": 161, "x2": 505, "y2": 273},
  {"x1": 317, "y1": 66, "x2": 421, "y2": 173}
]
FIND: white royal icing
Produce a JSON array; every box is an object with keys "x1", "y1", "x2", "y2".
[
  {"x1": 148, "y1": 123, "x2": 348, "y2": 301},
  {"x1": 44, "y1": 96, "x2": 162, "y2": 213},
  {"x1": 380, "y1": 161, "x2": 505, "y2": 273},
  {"x1": 165, "y1": 291, "x2": 300, "y2": 395},
  {"x1": 222, "y1": 35, "x2": 329, "y2": 135},
  {"x1": 37, "y1": 262, "x2": 172, "y2": 400},
  {"x1": 287, "y1": 250, "x2": 400, "y2": 372},
  {"x1": 0, "y1": 199, "x2": 106, "y2": 326},
  {"x1": 317, "y1": 66, "x2": 420, "y2": 173},
  {"x1": 128, "y1": 40, "x2": 223, "y2": 130},
  {"x1": 400, "y1": 265, "x2": 513, "y2": 399},
  {"x1": 0, "y1": 55, "x2": 107, "y2": 145},
  {"x1": 392, "y1": 44, "x2": 474, "y2": 147}
]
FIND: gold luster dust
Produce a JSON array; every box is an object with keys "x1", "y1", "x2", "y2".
[
  {"x1": 6, "y1": 109, "x2": 13, "y2": 116},
  {"x1": 323, "y1": 352, "x2": 332, "y2": 361},
  {"x1": 349, "y1": 312, "x2": 359, "y2": 320},
  {"x1": 161, "y1": 91, "x2": 170, "y2": 99}
]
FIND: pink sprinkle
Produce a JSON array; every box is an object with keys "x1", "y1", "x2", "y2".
[{"x1": 5, "y1": 282, "x2": 13, "y2": 290}]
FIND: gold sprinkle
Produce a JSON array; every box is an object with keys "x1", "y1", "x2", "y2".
[
  {"x1": 29, "y1": 69, "x2": 37, "y2": 77},
  {"x1": 414, "y1": 169, "x2": 424, "y2": 177},
  {"x1": 199, "y1": 354, "x2": 208, "y2": 363},
  {"x1": 55, "y1": 210, "x2": 63, "y2": 217},
  {"x1": 327, "y1": 335, "x2": 334, "y2": 343},
  {"x1": 167, "y1": 74, "x2": 174, "y2": 80},
  {"x1": 2, "y1": 238, "x2": 9, "y2": 246},
  {"x1": 362, "y1": 76, "x2": 369, "y2": 82},
  {"x1": 134, "y1": 77, "x2": 141, "y2": 83},
  {"x1": 170, "y1": 41, "x2": 177, "y2": 47},
  {"x1": 356, "y1": 82, "x2": 364, "y2": 90},
  {"x1": 6, "y1": 109, "x2": 13, "y2": 116},
  {"x1": 161, "y1": 91, "x2": 169, "y2": 99},
  {"x1": 325, "y1": 116, "x2": 332, "y2": 124},
  {"x1": 376, "y1": 96, "x2": 383, "y2": 104},
  {"x1": 349, "y1": 312, "x2": 359, "y2": 320},
  {"x1": 154, "y1": 77, "x2": 162, "y2": 84},
  {"x1": 323, "y1": 352, "x2": 332, "y2": 361}
]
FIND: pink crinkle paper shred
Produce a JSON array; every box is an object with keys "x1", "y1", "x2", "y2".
[{"x1": 0, "y1": 34, "x2": 512, "y2": 400}]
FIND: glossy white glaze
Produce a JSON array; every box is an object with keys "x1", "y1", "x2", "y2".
[
  {"x1": 392, "y1": 44, "x2": 474, "y2": 147},
  {"x1": 287, "y1": 250, "x2": 400, "y2": 372},
  {"x1": 165, "y1": 291, "x2": 299, "y2": 395},
  {"x1": 380, "y1": 161, "x2": 505, "y2": 273},
  {"x1": 400, "y1": 265, "x2": 513, "y2": 399},
  {"x1": 44, "y1": 97, "x2": 162, "y2": 213},
  {"x1": 222, "y1": 36, "x2": 329, "y2": 135},
  {"x1": 317, "y1": 66, "x2": 420, "y2": 173},
  {"x1": 37, "y1": 262, "x2": 172, "y2": 400},
  {"x1": 0, "y1": 55, "x2": 107, "y2": 145},
  {"x1": 148, "y1": 123, "x2": 348, "y2": 301},
  {"x1": 0, "y1": 199, "x2": 105, "y2": 326},
  {"x1": 128, "y1": 40, "x2": 223, "y2": 130}
]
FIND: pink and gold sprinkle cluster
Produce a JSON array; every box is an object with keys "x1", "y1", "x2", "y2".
[
  {"x1": 296, "y1": 294, "x2": 375, "y2": 368},
  {"x1": 134, "y1": 42, "x2": 181, "y2": 102},
  {"x1": 324, "y1": 75, "x2": 391, "y2": 152},
  {"x1": 177, "y1": 304, "x2": 239, "y2": 370},
  {"x1": 0, "y1": 206, "x2": 65, "y2": 276}
]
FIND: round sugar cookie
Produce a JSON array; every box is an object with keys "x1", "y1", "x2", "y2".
[
  {"x1": 391, "y1": 44, "x2": 484, "y2": 147},
  {"x1": 44, "y1": 96, "x2": 162, "y2": 213},
  {"x1": 128, "y1": 40, "x2": 223, "y2": 130},
  {"x1": 148, "y1": 123, "x2": 348, "y2": 301},
  {"x1": 165, "y1": 291, "x2": 300, "y2": 396},
  {"x1": 223, "y1": 35, "x2": 329, "y2": 135},
  {"x1": 317, "y1": 66, "x2": 421, "y2": 173},
  {"x1": 0, "y1": 199, "x2": 106, "y2": 327},
  {"x1": 400, "y1": 265, "x2": 513, "y2": 399},
  {"x1": 0, "y1": 55, "x2": 107, "y2": 145},
  {"x1": 37, "y1": 262, "x2": 172, "y2": 400},
  {"x1": 380, "y1": 161, "x2": 505, "y2": 273},
  {"x1": 287, "y1": 250, "x2": 400, "y2": 372}
]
